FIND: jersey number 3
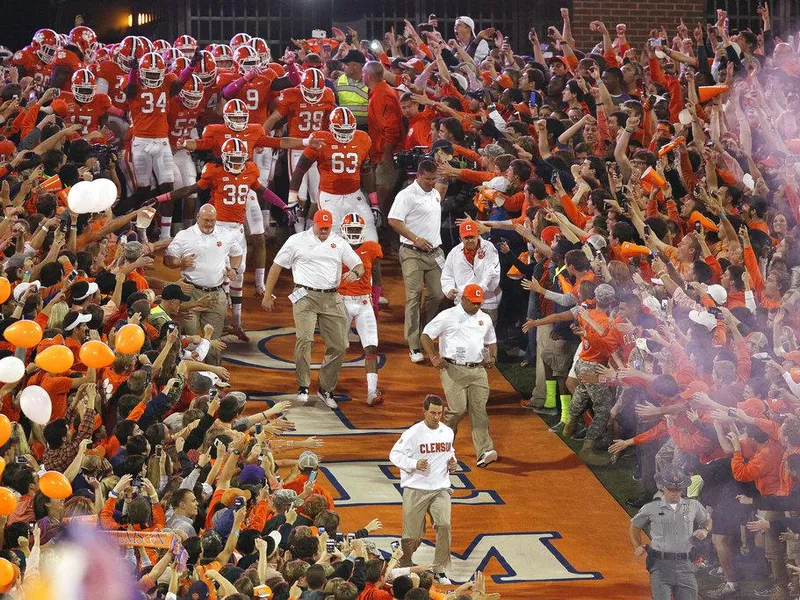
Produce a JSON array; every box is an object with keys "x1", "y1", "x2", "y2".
[{"x1": 330, "y1": 152, "x2": 359, "y2": 174}]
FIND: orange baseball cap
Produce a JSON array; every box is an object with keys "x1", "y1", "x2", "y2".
[
  {"x1": 459, "y1": 220, "x2": 478, "y2": 238},
  {"x1": 540, "y1": 226, "x2": 561, "y2": 245},
  {"x1": 0, "y1": 139, "x2": 15, "y2": 160},
  {"x1": 463, "y1": 283, "x2": 484, "y2": 304},
  {"x1": 314, "y1": 210, "x2": 333, "y2": 226}
]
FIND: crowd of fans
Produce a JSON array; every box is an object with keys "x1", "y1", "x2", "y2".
[{"x1": 0, "y1": 2, "x2": 799, "y2": 599}]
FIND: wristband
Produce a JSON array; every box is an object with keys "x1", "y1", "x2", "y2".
[
  {"x1": 287, "y1": 190, "x2": 299, "y2": 206},
  {"x1": 154, "y1": 192, "x2": 172, "y2": 204},
  {"x1": 40, "y1": 226, "x2": 49, "y2": 233},
  {"x1": 302, "y1": 137, "x2": 310, "y2": 147},
  {"x1": 109, "y1": 490, "x2": 119, "y2": 499}
]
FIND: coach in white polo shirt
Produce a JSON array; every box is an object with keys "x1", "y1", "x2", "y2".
[
  {"x1": 421, "y1": 283, "x2": 498, "y2": 468},
  {"x1": 388, "y1": 159, "x2": 445, "y2": 364},
  {"x1": 441, "y1": 220, "x2": 502, "y2": 323},
  {"x1": 262, "y1": 209, "x2": 364, "y2": 408},
  {"x1": 165, "y1": 204, "x2": 243, "y2": 363},
  {"x1": 389, "y1": 394, "x2": 456, "y2": 585}
]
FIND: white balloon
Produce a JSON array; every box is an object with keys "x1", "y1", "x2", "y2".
[
  {"x1": 678, "y1": 109, "x2": 693, "y2": 126},
  {"x1": 0, "y1": 356, "x2": 25, "y2": 383},
  {"x1": 66, "y1": 180, "x2": 95, "y2": 214},
  {"x1": 20, "y1": 385, "x2": 52, "y2": 425},
  {"x1": 89, "y1": 178, "x2": 117, "y2": 212}
]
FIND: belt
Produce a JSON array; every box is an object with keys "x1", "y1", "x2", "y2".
[
  {"x1": 444, "y1": 357, "x2": 482, "y2": 368},
  {"x1": 185, "y1": 280, "x2": 222, "y2": 293},
  {"x1": 647, "y1": 549, "x2": 689, "y2": 560},
  {"x1": 401, "y1": 242, "x2": 440, "y2": 254},
  {"x1": 298, "y1": 285, "x2": 338, "y2": 293}
]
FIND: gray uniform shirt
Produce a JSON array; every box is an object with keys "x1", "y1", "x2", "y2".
[{"x1": 631, "y1": 497, "x2": 710, "y2": 553}]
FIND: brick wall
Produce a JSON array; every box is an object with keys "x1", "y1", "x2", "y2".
[{"x1": 570, "y1": 0, "x2": 705, "y2": 50}]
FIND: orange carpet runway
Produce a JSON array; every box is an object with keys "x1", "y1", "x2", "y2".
[{"x1": 164, "y1": 254, "x2": 651, "y2": 598}]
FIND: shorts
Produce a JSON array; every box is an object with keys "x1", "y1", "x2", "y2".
[
  {"x1": 567, "y1": 344, "x2": 583, "y2": 379},
  {"x1": 343, "y1": 294, "x2": 378, "y2": 348},
  {"x1": 244, "y1": 190, "x2": 265, "y2": 236},
  {"x1": 541, "y1": 339, "x2": 580, "y2": 377},
  {"x1": 289, "y1": 148, "x2": 320, "y2": 205},
  {"x1": 131, "y1": 137, "x2": 175, "y2": 189},
  {"x1": 318, "y1": 190, "x2": 378, "y2": 242},
  {"x1": 172, "y1": 148, "x2": 197, "y2": 189}
]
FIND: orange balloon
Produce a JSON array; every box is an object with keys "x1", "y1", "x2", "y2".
[
  {"x1": 116, "y1": 324, "x2": 145, "y2": 354},
  {"x1": 0, "y1": 278, "x2": 9, "y2": 304},
  {"x1": 39, "y1": 471, "x2": 72, "y2": 499},
  {"x1": 79, "y1": 340, "x2": 115, "y2": 369},
  {"x1": 0, "y1": 558, "x2": 13, "y2": 587},
  {"x1": 3, "y1": 319, "x2": 42, "y2": 349},
  {"x1": 0, "y1": 457, "x2": 5, "y2": 480},
  {"x1": 0, "y1": 487, "x2": 17, "y2": 516},
  {"x1": 34, "y1": 344, "x2": 74, "y2": 374},
  {"x1": 0, "y1": 414, "x2": 9, "y2": 446}
]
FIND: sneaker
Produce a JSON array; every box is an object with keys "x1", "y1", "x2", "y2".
[
  {"x1": 231, "y1": 326, "x2": 251, "y2": 342},
  {"x1": 367, "y1": 389, "x2": 384, "y2": 406},
  {"x1": 625, "y1": 496, "x2": 647, "y2": 508},
  {"x1": 296, "y1": 387, "x2": 309, "y2": 403},
  {"x1": 529, "y1": 406, "x2": 558, "y2": 416},
  {"x1": 548, "y1": 421, "x2": 565, "y2": 433},
  {"x1": 476, "y1": 450, "x2": 498, "y2": 467},
  {"x1": 409, "y1": 350, "x2": 425, "y2": 363},
  {"x1": 705, "y1": 582, "x2": 740, "y2": 598},
  {"x1": 434, "y1": 573, "x2": 451, "y2": 586},
  {"x1": 753, "y1": 584, "x2": 782, "y2": 597},
  {"x1": 317, "y1": 389, "x2": 338, "y2": 409},
  {"x1": 632, "y1": 462, "x2": 642, "y2": 482}
]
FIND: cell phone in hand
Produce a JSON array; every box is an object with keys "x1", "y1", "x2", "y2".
[
  {"x1": 326, "y1": 539, "x2": 335, "y2": 553},
  {"x1": 643, "y1": 224, "x2": 651, "y2": 237},
  {"x1": 390, "y1": 540, "x2": 400, "y2": 551},
  {"x1": 694, "y1": 221, "x2": 702, "y2": 233},
  {"x1": 307, "y1": 470, "x2": 318, "y2": 485}
]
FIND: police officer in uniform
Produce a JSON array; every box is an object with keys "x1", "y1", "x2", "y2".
[
  {"x1": 335, "y1": 50, "x2": 369, "y2": 130},
  {"x1": 629, "y1": 466, "x2": 712, "y2": 600}
]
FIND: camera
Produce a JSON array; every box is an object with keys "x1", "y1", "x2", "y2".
[
  {"x1": 88, "y1": 143, "x2": 115, "y2": 171},
  {"x1": 390, "y1": 540, "x2": 400, "y2": 551},
  {"x1": 233, "y1": 496, "x2": 246, "y2": 509},
  {"x1": 394, "y1": 146, "x2": 428, "y2": 174}
]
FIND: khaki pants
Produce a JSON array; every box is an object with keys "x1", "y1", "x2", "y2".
[
  {"x1": 441, "y1": 363, "x2": 494, "y2": 458},
  {"x1": 182, "y1": 287, "x2": 227, "y2": 365},
  {"x1": 292, "y1": 290, "x2": 349, "y2": 391},
  {"x1": 400, "y1": 487, "x2": 452, "y2": 573},
  {"x1": 399, "y1": 245, "x2": 444, "y2": 351}
]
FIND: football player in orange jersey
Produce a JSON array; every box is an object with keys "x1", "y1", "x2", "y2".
[
  {"x1": 50, "y1": 68, "x2": 115, "y2": 142},
  {"x1": 151, "y1": 137, "x2": 293, "y2": 341},
  {"x1": 94, "y1": 36, "x2": 146, "y2": 142},
  {"x1": 50, "y1": 25, "x2": 96, "y2": 91},
  {"x1": 125, "y1": 49, "x2": 205, "y2": 239},
  {"x1": 12, "y1": 29, "x2": 57, "y2": 92},
  {"x1": 263, "y1": 68, "x2": 336, "y2": 226},
  {"x1": 339, "y1": 213, "x2": 384, "y2": 406},
  {"x1": 181, "y1": 98, "x2": 320, "y2": 295},
  {"x1": 167, "y1": 73, "x2": 205, "y2": 229},
  {"x1": 218, "y1": 44, "x2": 301, "y2": 188}
]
